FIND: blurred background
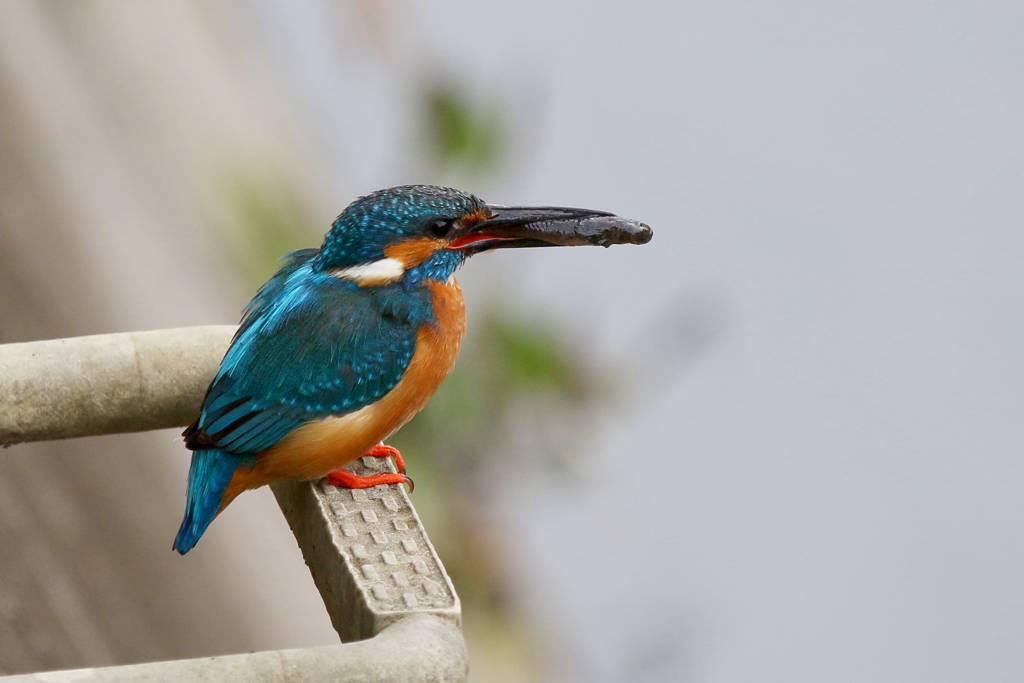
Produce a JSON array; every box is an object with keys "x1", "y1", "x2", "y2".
[{"x1": 0, "y1": 0, "x2": 1022, "y2": 681}]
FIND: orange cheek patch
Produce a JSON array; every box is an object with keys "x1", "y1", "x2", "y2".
[{"x1": 385, "y1": 237, "x2": 443, "y2": 268}]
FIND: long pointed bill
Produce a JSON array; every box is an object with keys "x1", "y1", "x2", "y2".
[{"x1": 448, "y1": 205, "x2": 653, "y2": 254}]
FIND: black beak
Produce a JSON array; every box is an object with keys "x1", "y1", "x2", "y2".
[{"x1": 448, "y1": 205, "x2": 653, "y2": 254}]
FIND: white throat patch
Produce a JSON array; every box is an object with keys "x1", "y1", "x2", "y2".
[{"x1": 329, "y1": 257, "x2": 405, "y2": 286}]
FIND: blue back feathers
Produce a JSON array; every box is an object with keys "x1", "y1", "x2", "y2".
[{"x1": 194, "y1": 248, "x2": 436, "y2": 455}]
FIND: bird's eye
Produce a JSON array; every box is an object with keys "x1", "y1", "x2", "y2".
[{"x1": 428, "y1": 218, "x2": 456, "y2": 239}]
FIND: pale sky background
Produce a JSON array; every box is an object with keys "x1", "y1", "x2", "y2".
[{"x1": 239, "y1": 1, "x2": 1023, "y2": 680}]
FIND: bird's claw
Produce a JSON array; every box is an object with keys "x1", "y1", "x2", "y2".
[
  {"x1": 364, "y1": 444, "x2": 407, "y2": 475},
  {"x1": 323, "y1": 443, "x2": 413, "y2": 491},
  {"x1": 324, "y1": 469, "x2": 414, "y2": 492}
]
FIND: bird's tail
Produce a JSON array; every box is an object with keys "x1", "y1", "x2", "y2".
[{"x1": 173, "y1": 449, "x2": 248, "y2": 554}]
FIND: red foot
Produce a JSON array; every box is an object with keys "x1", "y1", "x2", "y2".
[
  {"x1": 324, "y1": 444, "x2": 413, "y2": 491},
  {"x1": 325, "y1": 469, "x2": 413, "y2": 491},
  {"x1": 365, "y1": 444, "x2": 406, "y2": 474}
]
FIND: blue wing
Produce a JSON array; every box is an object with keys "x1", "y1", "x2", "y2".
[{"x1": 183, "y1": 249, "x2": 436, "y2": 455}]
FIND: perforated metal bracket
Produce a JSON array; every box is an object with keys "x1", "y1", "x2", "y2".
[{"x1": 272, "y1": 455, "x2": 460, "y2": 643}]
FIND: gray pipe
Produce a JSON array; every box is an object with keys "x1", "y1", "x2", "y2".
[
  {"x1": 0, "y1": 614, "x2": 467, "y2": 683},
  {"x1": 0, "y1": 326, "x2": 236, "y2": 446}
]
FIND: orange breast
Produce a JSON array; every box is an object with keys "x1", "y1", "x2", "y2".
[{"x1": 220, "y1": 278, "x2": 466, "y2": 509}]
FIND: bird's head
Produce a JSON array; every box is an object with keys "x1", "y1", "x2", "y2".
[{"x1": 313, "y1": 185, "x2": 652, "y2": 286}]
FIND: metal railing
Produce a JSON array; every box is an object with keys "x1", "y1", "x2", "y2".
[{"x1": 0, "y1": 327, "x2": 468, "y2": 682}]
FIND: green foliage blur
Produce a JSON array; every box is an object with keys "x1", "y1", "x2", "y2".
[
  {"x1": 392, "y1": 304, "x2": 599, "y2": 604},
  {"x1": 217, "y1": 171, "x2": 321, "y2": 287},
  {"x1": 422, "y1": 79, "x2": 505, "y2": 175}
]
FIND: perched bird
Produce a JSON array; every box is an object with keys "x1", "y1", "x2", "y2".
[{"x1": 174, "y1": 185, "x2": 651, "y2": 553}]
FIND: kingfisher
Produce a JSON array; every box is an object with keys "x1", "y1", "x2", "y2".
[{"x1": 174, "y1": 185, "x2": 651, "y2": 554}]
